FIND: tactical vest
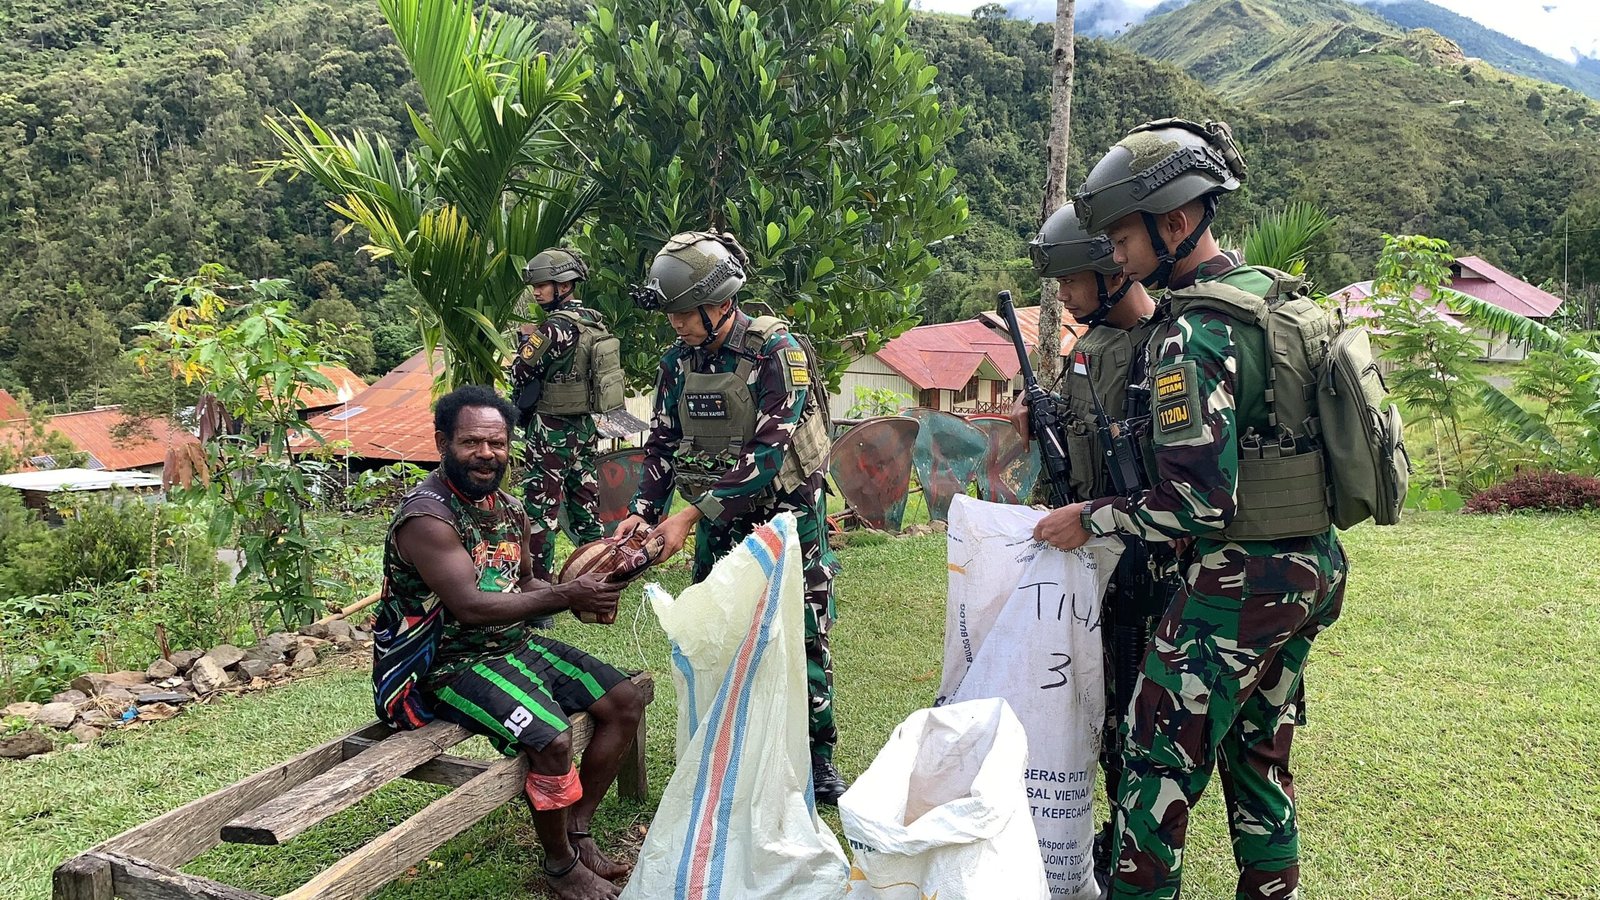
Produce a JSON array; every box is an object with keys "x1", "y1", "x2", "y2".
[
  {"x1": 674, "y1": 315, "x2": 832, "y2": 502},
  {"x1": 1151, "y1": 266, "x2": 1335, "y2": 541},
  {"x1": 537, "y1": 308, "x2": 626, "y2": 416},
  {"x1": 1063, "y1": 319, "x2": 1161, "y2": 500}
]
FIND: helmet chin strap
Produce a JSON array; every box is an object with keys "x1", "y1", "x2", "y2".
[
  {"x1": 695, "y1": 301, "x2": 737, "y2": 350},
  {"x1": 1079, "y1": 274, "x2": 1134, "y2": 326},
  {"x1": 1138, "y1": 194, "x2": 1218, "y2": 289}
]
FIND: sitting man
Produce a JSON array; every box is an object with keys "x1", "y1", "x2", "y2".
[{"x1": 371, "y1": 385, "x2": 644, "y2": 900}]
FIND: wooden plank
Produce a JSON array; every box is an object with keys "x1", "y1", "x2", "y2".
[
  {"x1": 616, "y1": 712, "x2": 650, "y2": 803},
  {"x1": 339, "y1": 737, "x2": 493, "y2": 789},
  {"x1": 51, "y1": 853, "x2": 112, "y2": 900},
  {"x1": 221, "y1": 720, "x2": 472, "y2": 846},
  {"x1": 99, "y1": 851, "x2": 272, "y2": 900},
  {"x1": 95, "y1": 729, "x2": 354, "y2": 868},
  {"x1": 278, "y1": 755, "x2": 528, "y2": 900}
]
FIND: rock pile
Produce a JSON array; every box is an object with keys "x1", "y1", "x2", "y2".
[{"x1": 1, "y1": 621, "x2": 372, "y2": 761}]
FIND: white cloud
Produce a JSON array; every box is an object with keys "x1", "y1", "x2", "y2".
[{"x1": 914, "y1": 0, "x2": 1600, "y2": 64}]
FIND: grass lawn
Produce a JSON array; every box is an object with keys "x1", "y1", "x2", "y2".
[{"x1": 3, "y1": 511, "x2": 1599, "y2": 899}]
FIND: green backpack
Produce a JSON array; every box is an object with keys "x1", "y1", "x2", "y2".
[
  {"x1": 1168, "y1": 267, "x2": 1409, "y2": 533},
  {"x1": 538, "y1": 310, "x2": 626, "y2": 416}
]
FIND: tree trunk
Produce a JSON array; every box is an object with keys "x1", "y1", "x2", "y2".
[{"x1": 1036, "y1": 0, "x2": 1077, "y2": 392}]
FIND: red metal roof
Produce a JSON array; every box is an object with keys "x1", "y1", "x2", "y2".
[
  {"x1": 0, "y1": 390, "x2": 21, "y2": 421},
  {"x1": 0, "y1": 407, "x2": 198, "y2": 472},
  {"x1": 876, "y1": 308, "x2": 1083, "y2": 392},
  {"x1": 293, "y1": 365, "x2": 369, "y2": 412},
  {"x1": 976, "y1": 305, "x2": 1085, "y2": 357},
  {"x1": 296, "y1": 351, "x2": 444, "y2": 463},
  {"x1": 1451, "y1": 256, "x2": 1563, "y2": 319},
  {"x1": 1328, "y1": 282, "x2": 1469, "y2": 334}
]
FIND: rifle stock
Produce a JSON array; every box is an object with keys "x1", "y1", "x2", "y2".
[{"x1": 996, "y1": 290, "x2": 1075, "y2": 506}]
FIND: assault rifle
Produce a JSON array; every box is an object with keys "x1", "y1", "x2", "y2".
[{"x1": 996, "y1": 290, "x2": 1075, "y2": 506}]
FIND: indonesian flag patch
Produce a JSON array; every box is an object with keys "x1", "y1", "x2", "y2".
[{"x1": 1072, "y1": 351, "x2": 1090, "y2": 377}]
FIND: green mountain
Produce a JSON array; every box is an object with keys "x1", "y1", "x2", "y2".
[
  {"x1": 1363, "y1": 0, "x2": 1600, "y2": 101},
  {"x1": 1113, "y1": 0, "x2": 1600, "y2": 294},
  {"x1": 1, "y1": 0, "x2": 1597, "y2": 407}
]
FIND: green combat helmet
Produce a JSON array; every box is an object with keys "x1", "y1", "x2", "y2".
[
  {"x1": 1073, "y1": 118, "x2": 1247, "y2": 288},
  {"x1": 630, "y1": 231, "x2": 750, "y2": 348},
  {"x1": 522, "y1": 247, "x2": 589, "y2": 285},
  {"x1": 1029, "y1": 203, "x2": 1129, "y2": 325}
]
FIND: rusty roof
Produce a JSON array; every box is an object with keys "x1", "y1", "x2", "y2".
[
  {"x1": 292, "y1": 365, "x2": 370, "y2": 411},
  {"x1": 876, "y1": 308, "x2": 1084, "y2": 392},
  {"x1": 0, "y1": 406, "x2": 198, "y2": 473},
  {"x1": 296, "y1": 351, "x2": 444, "y2": 463}
]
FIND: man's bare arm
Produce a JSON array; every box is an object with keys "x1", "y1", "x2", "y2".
[{"x1": 396, "y1": 516, "x2": 620, "y2": 626}]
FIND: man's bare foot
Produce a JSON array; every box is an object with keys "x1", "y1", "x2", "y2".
[
  {"x1": 570, "y1": 831, "x2": 633, "y2": 882},
  {"x1": 543, "y1": 855, "x2": 620, "y2": 900}
]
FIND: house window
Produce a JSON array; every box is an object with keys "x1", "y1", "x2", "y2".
[
  {"x1": 956, "y1": 377, "x2": 979, "y2": 404},
  {"x1": 918, "y1": 389, "x2": 939, "y2": 408}
]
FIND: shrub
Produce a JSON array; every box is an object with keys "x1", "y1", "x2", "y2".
[{"x1": 1463, "y1": 472, "x2": 1600, "y2": 513}]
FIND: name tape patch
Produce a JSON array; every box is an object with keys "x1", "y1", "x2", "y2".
[
  {"x1": 1155, "y1": 368, "x2": 1186, "y2": 401},
  {"x1": 1156, "y1": 400, "x2": 1192, "y2": 433},
  {"x1": 786, "y1": 348, "x2": 811, "y2": 386},
  {"x1": 685, "y1": 392, "x2": 730, "y2": 418}
]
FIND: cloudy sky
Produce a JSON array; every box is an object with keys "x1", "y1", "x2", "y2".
[{"x1": 912, "y1": 0, "x2": 1600, "y2": 65}]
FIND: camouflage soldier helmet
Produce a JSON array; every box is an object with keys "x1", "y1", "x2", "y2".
[
  {"x1": 632, "y1": 231, "x2": 748, "y2": 314},
  {"x1": 522, "y1": 247, "x2": 588, "y2": 285},
  {"x1": 1030, "y1": 203, "x2": 1132, "y2": 325},
  {"x1": 1029, "y1": 203, "x2": 1121, "y2": 278},
  {"x1": 1073, "y1": 118, "x2": 1245, "y2": 234}
]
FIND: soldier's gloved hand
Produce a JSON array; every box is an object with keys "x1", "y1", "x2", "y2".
[
  {"x1": 1009, "y1": 393, "x2": 1031, "y2": 442},
  {"x1": 613, "y1": 514, "x2": 650, "y2": 540},
  {"x1": 561, "y1": 573, "x2": 623, "y2": 619}
]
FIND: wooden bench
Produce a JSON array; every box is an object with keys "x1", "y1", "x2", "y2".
[{"x1": 53, "y1": 671, "x2": 654, "y2": 900}]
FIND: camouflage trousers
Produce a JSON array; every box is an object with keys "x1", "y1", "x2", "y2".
[
  {"x1": 1110, "y1": 531, "x2": 1347, "y2": 900},
  {"x1": 521, "y1": 413, "x2": 602, "y2": 581},
  {"x1": 689, "y1": 474, "x2": 840, "y2": 760}
]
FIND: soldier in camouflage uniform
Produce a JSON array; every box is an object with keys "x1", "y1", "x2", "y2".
[
  {"x1": 1033, "y1": 120, "x2": 1349, "y2": 900},
  {"x1": 612, "y1": 231, "x2": 847, "y2": 805},
  {"x1": 510, "y1": 248, "x2": 606, "y2": 586},
  {"x1": 1014, "y1": 204, "x2": 1175, "y2": 888}
]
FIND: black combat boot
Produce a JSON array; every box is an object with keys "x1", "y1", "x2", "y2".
[{"x1": 811, "y1": 755, "x2": 848, "y2": 806}]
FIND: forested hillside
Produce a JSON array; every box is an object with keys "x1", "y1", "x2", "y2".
[{"x1": 2, "y1": 0, "x2": 1597, "y2": 409}]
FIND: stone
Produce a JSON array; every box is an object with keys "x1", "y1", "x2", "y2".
[
  {"x1": 137, "y1": 702, "x2": 180, "y2": 722},
  {"x1": 97, "y1": 687, "x2": 137, "y2": 705},
  {"x1": 0, "y1": 730, "x2": 53, "y2": 759},
  {"x1": 3, "y1": 701, "x2": 42, "y2": 721},
  {"x1": 931, "y1": 520, "x2": 948, "y2": 534},
  {"x1": 323, "y1": 619, "x2": 355, "y2": 642},
  {"x1": 78, "y1": 708, "x2": 115, "y2": 727},
  {"x1": 146, "y1": 658, "x2": 179, "y2": 680},
  {"x1": 291, "y1": 648, "x2": 317, "y2": 671},
  {"x1": 235, "y1": 658, "x2": 271, "y2": 680},
  {"x1": 297, "y1": 636, "x2": 331, "y2": 653},
  {"x1": 156, "y1": 677, "x2": 185, "y2": 689},
  {"x1": 266, "y1": 664, "x2": 289, "y2": 679},
  {"x1": 190, "y1": 657, "x2": 233, "y2": 694},
  {"x1": 349, "y1": 628, "x2": 372, "y2": 643},
  {"x1": 134, "y1": 691, "x2": 191, "y2": 705},
  {"x1": 297, "y1": 622, "x2": 332, "y2": 640},
  {"x1": 68, "y1": 724, "x2": 103, "y2": 744},
  {"x1": 168, "y1": 649, "x2": 204, "y2": 673},
  {"x1": 243, "y1": 645, "x2": 285, "y2": 667},
  {"x1": 35, "y1": 702, "x2": 78, "y2": 729},
  {"x1": 70, "y1": 670, "x2": 148, "y2": 696},
  {"x1": 203, "y1": 644, "x2": 246, "y2": 670},
  {"x1": 50, "y1": 689, "x2": 87, "y2": 705},
  {"x1": 260, "y1": 632, "x2": 301, "y2": 659}
]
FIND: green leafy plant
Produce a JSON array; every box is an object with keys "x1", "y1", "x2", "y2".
[
  {"x1": 846, "y1": 386, "x2": 911, "y2": 419},
  {"x1": 266, "y1": 0, "x2": 591, "y2": 391},
  {"x1": 1240, "y1": 201, "x2": 1335, "y2": 277},
  {"x1": 577, "y1": 0, "x2": 969, "y2": 386},
  {"x1": 133, "y1": 265, "x2": 341, "y2": 629}
]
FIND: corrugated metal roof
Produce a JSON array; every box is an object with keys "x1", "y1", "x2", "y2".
[
  {"x1": 296, "y1": 351, "x2": 443, "y2": 463},
  {"x1": 976, "y1": 305, "x2": 1085, "y2": 359},
  {"x1": 875, "y1": 308, "x2": 1083, "y2": 392},
  {"x1": 293, "y1": 365, "x2": 370, "y2": 411},
  {"x1": 0, "y1": 468, "x2": 163, "y2": 492},
  {"x1": 1329, "y1": 282, "x2": 1469, "y2": 333},
  {"x1": 0, "y1": 407, "x2": 197, "y2": 473},
  {"x1": 1451, "y1": 255, "x2": 1564, "y2": 319}
]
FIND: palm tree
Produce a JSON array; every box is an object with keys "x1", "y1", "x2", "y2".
[
  {"x1": 264, "y1": 0, "x2": 591, "y2": 390},
  {"x1": 1240, "y1": 201, "x2": 1335, "y2": 278}
]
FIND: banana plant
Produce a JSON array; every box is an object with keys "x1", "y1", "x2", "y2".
[{"x1": 264, "y1": 0, "x2": 591, "y2": 391}]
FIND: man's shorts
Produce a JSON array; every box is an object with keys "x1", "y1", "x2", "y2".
[{"x1": 426, "y1": 635, "x2": 628, "y2": 755}]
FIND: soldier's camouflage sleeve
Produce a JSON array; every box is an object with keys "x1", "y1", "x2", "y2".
[
  {"x1": 693, "y1": 331, "x2": 808, "y2": 524},
  {"x1": 1084, "y1": 310, "x2": 1240, "y2": 540},
  {"x1": 509, "y1": 315, "x2": 580, "y2": 388},
  {"x1": 628, "y1": 349, "x2": 687, "y2": 523}
]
